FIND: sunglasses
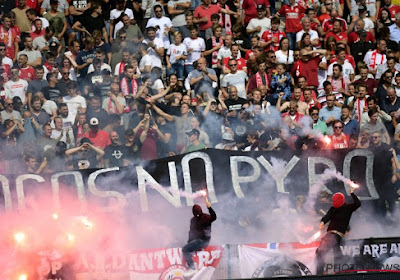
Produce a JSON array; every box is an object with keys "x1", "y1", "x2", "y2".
[
  {"x1": 6, "y1": 103, "x2": 13, "y2": 105},
  {"x1": 334, "y1": 126, "x2": 343, "y2": 129},
  {"x1": 120, "y1": 36, "x2": 126, "y2": 39},
  {"x1": 229, "y1": 64, "x2": 237, "y2": 66},
  {"x1": 62, "y1": 72, "x2": 69, "y2": 74},
  {"x1": 311, "y1": 113, "x2": 318, "y2": 116},
  {"x1": 0, "y1": 48, "x2": 5, "y2": 51}
]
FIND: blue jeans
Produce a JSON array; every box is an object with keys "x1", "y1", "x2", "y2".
[
  {"x1": 182, "y1": 238, "x2": 209, "y2": 269},
  {"x1": 167, "y1": 63, "x2": 185, "y2": 80},
  {"x1": 286, "y1": 32, "x2": 297, "y2": 51},
  {"x1": 185, "y1": 64, "x2": 194, "y2": 76}
]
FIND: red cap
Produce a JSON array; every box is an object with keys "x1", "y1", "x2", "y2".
[{"x1": 332, "y1": 192, "x2": 345, "y2": 208}]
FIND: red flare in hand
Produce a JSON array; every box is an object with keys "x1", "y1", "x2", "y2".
[
  {"x1": 323, "y1": 136, "x2": 331, "y2": 146},
  {"x1": 312, "y1": 231, "x2": 321, "y2": 241},
  {"x1": 200, "y1": 190, "x2": 207, "y2": 197}
]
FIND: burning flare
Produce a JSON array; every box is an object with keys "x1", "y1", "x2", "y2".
[
  {"x1": 79, "y1": 216, "x2": 93, "y2": 228},
  {"x1": 18, "y1": 274, "x2": 28, "y2": 280},
  {"x1": 312, "y1": 230, "x2": 322, "y2": 241},
  {"x1": 52, "y1": 213, "x2": 59, "y2": 220},
  {"x1": 200, "y1": 190, "x2": 207, "y2": 197},
  {"x1": 67, "y1": 233, "x2": 75, "y2": 242},
  {"x1": 322, "y1": 136, "x2": 331, "y2": 146},
  {"x1": 350, "y1": 182, "x2": 360, "y2": 189},
  {"x1": 14, "y1": 232, "x2": 26, "y2": 244}
]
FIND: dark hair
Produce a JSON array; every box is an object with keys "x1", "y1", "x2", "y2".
[{"x1": 368, "y1": 108, "x2": 378, "y2": 117}]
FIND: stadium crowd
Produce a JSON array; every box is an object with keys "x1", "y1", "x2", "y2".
[{"x1": 1, "y1": 0, "x2": 400, "y2": 176}]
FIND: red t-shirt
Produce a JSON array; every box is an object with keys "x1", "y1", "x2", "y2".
[
  {"x1": 348, "y1": 31, "x2": 375, "y2": 44},
  {"x1": 19, "y1": 67, "x2": 36, "y2": 81},
  {"x1": 329, "y1": 54, "x2": 356, "y2": 69},
  {"x1": 223, "y1": 56, "x2": 247, "y2": 71},
  {"x1": 378, "y1": 5, "x2": 400, "y2": 21},
  {"x1": 261, "y1": 29, "x2": 286, "y2": 51},
  {"x1": 242, "y1": 0, "x2": 270, "y2": 25},
  {"x1": 329, "y1": 134, "x2": 349, "y2": 149},
  {"x1": 322, "y1": 17, "x2": 347, "y2": 32},
  {"x1": 245, "y1": 49, "x2": 255, "y2": 61},
  {"x1": 278, "y1": 4, "x2": 305, "y2": 33},
  {"x1": 291, "y1": 56, "x2": 321, "y2": 87},
  {"x1": 194, "y1": 4, "x2": 222, "y2": 31},
  {"x1": 83, "y1": 130, "x2": 111, "y2": 150},
  {"x1": 0, "y1": 25, "x2": 18, "y2": 59},
  {"x1": 0, "y1": 63, "x2": 11, "y2": 83},
  {"x1": 325, "y1": 31, "x2": 348, "y2": 43},
  {"x1": 30, "y1": 29, "x2": 45, "y2": 40}
]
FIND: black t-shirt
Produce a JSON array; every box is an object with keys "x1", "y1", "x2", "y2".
[
  {"x1": 224, "y1": 97, "x2": 248, "y2": 111},
  {"x1": 69, "y1": 0, "x2": 89, "y2": 23},
  {"x1": 80, "y1": 9, "x2": 106, "y2": 34},
  {"x1": 124, "y1": 139, "x2": 142, "y2": 162},
  {"x1": 157, "y1": 121, "x2": 176, "y2": 157},
  {"x1": 104, "y1": 144, "x2": 126, "y2": 167},
  {"x1": 85, "y1": 107, "x2": 110, "y2": 128}
]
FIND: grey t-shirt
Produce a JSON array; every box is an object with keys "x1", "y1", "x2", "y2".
[
  {"x1": 168, "y1": 0, "x2": 190, "y2": 27},
  {"x1": 190, "y1": 68, "x2": 216, "y2": 96},
  {"x1": 41, "y1": 0, "x2": 69, "y2": 13},
  {"x1": 361, "y1": 121, "x2": 389, "y2": 143}
]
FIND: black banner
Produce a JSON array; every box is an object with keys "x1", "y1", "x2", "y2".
[{"x1": 0, "y1": 148, "x2": 380, "y2": 212}]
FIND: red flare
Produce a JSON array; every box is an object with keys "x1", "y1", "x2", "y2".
[{"x1": 200, "y1": 190, "x2": 207, "y2": 197}]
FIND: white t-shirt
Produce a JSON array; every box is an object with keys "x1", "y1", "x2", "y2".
[
  {"x1": 183, "y1": 37, "x2": 205, "y2": 65},
  {"x1": 146, "y1": 16, "x2": 173, "y2": 49},
  {"x1": 363, "y1": 17, "x2": 375, "y2": 32},
  {"x1": 167, "y1": 43, "x2": 187, "y2": 65},
  {"x1": 63, "y1": 95, "x2": 87, "y2": 120},
  {"x1": 217, "y1": 46, "x2": 231, "y2": 61},
  {"x1": 221, "y1": 71, "x2": 248, "y2": 99},
  {"x1": 275, "y1": 50, "x2": 294, "y2": 64},
  {"x1": 142, "y1": 38, "x2": 164, "y2": 68},
  {"x1": 168, "y1": 0, "x2": 190, "y2": 27},
  {"x1": 327, "y1": 61, "x2": 355, "y2": 80},
  {"x1": 296, "y1": 29, "x2": 319, "y2": 43},
  {"x1": 247, "y1": 17, "x2": 271, "y2": 38},
  {"x1": 1, "y1": 56, "x2": 13, "y2": 67},
  {"x1": 139, "y1": 54, "x2": 153, "y2": 72},
  {"x1": 5, "y1": 79, "x2": 28, "y2": 103},
  {"x1": 364, "y1": 50, "x2": 387, "y2": 71}
]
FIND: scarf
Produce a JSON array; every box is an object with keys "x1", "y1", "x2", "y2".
[
  {"x1": 0, "y1": 26, "x2": 12, "y2": 46},
  {"x1": 211, "y1": 36, "x2": 223, "y2": 67},
  {"x1": 256, "y1": 72, "x2": 268, "y2": 87},
  {"x1": 118, "y1": 62, "x2": 126, "y2": 76},
  {"x1": 355, "y1": 98, "x2": 367, "y2": 121},
  {"x1": 120, "y1": 77, "x2": 138, "y2": 97},
  {"x1": 219, "y1": 4, "x2": 231, "y2": 34},
  {"x1": 369, "y1": 50, "x2": 384, "y2": 70}
]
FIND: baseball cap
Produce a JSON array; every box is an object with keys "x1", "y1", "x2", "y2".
[
  {"x1": 49, "y1": 41, "x2": 59, "y2": 49},
  {"x1": 186, "y1": 129, "x2": 200, "y2": 136},
  {"x1": 257, "y1": 4, "x2": 266, "y2": 10},
  {"x1": 80, "y1": 137, "x2": 93, "y2": 145},
  {"x1": 358, "y1": 5, "x2": 367, "y2": 11},
  {"x1": 89, "y1": 117, "x2": 99, "y2": 126},
  {"x1": 222, "y1": 132, "x2": 234, "y2": 141}
]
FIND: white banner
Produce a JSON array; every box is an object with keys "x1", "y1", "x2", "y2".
[{"x1": 238, "y1": 243, "x2": 318, "y2": 277}]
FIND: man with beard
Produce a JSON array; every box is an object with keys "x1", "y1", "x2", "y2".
[
  {"x1": 104, "y1": 131, "x2": 126, "y2": 167},
  {"x1": 182, "y1": 196, "x2": 217, "y2": 278}
]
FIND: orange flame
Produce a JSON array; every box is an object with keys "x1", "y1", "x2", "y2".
[
  {"x1": 18, "y1": 274, "x2": 28, "y2": 280},
  {"x1": 14, "y1": 232, "x2": 26, "y2": 244},
  {"x1": 323, "y1": 136, "x2": 331, "y2": 145}
]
